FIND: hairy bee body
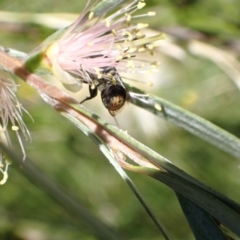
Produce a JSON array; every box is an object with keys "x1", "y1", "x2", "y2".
[{"x1": 80, "y1": 66, "x2": 129, "y2": 116}]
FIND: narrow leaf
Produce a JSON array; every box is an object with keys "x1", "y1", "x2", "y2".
[
  {"x1": 177, "y1": 193, "x2": 228, "y2": 240},
  {"x1": 129, "y1": 88, "x2": 240, "y2": 158}
]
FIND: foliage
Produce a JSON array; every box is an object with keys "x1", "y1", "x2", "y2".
[{"x1": 0, "y1": 0, "x2": 240, "y2": 240}]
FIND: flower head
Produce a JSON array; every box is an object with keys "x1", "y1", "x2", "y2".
[
  {"x1": 31, "y1": 0, "x2": 162, "y2": 114},
  {"x1": 60, "y1": 1, "x2": 160, "y2": 71},
  {"x1": 0, "y1": 77, "x2": 31, "y2": 160},
  {"x1": 45, "y1": 0, "x2": 161, "y2": 82}
]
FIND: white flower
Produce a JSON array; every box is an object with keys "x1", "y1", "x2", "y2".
[{"x1": 0, "y1": 77, "x2": 31, "y2": 160}]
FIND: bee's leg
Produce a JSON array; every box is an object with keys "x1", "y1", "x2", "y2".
[{"x1": 80, "y1": 84, "x2": 98, "y2": 104}]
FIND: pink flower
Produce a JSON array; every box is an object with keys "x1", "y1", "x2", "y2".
[
  {"x1": 39, "y1": 0, "x2": 162, "y2": 114},
  {"x1": 45, "y1": 0, "x2": 161, "y2": 87},
  {"x1": 62, "y1": 2, "x2": 155, "y2": 68}
]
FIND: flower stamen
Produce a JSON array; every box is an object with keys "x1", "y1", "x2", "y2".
[
  {"x1": 0, "y1": 77, "x2": 31, "y2": 159},
  {"x1": 42, "y1": 0, "x2": 163, "y2": 114}
]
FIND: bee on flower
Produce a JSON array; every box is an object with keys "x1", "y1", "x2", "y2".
[{"x1": 26, "y1": 0, "x2": 162, "y2": 116}]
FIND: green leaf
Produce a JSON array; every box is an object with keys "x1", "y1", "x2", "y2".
[
  {"x1": 128, "y1": 87, "x2": 240, "y2": 158},
  {"x1": 177, "y1": 194, "x2": 228, "y2": 240}
]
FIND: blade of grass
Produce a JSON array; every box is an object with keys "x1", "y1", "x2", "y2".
[
  {"x1": 128, "y1": 87, "x2": 240, "y2": 158},
  {"x1": 119, "y1": 163, "x2": 240, "y2": 238},
  {"x1": 177, "y1": 193, "x2": 228, "y2": 240}
]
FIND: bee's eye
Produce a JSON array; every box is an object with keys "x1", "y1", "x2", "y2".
[{"x1": 101, "y1": 84, "x2": 127, "y2": 114}]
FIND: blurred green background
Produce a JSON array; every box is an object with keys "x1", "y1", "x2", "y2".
[{"x1": 1, "y1": 0, "x2": 240, "y2": 239}]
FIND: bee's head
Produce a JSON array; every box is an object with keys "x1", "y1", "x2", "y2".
[{"x1": 101, "y1": 84, "x2": 128, "y2": 116}]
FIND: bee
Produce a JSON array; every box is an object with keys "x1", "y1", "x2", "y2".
[{"x1": 80, "y1": 66, "x2": 130, "y2": 116}]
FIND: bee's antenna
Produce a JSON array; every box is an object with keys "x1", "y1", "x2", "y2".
[{"x1": 113, "y1": 115, "x2": 120, "y2": 128}]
